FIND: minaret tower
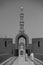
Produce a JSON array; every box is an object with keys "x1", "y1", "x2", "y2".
[{"x1": 19, "y1": 7, "x2": 24, "y2": 33}]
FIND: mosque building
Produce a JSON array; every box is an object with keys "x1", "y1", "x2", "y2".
[
  {"x1": 13, "y1": 7, "x2": 32, "y2": 56},
  {"x1": 0, "y1": 7, "x2": 43, "y2": 61},
  {"x1": 0, "y1": 7, "x2": 32, "y2": 57}
]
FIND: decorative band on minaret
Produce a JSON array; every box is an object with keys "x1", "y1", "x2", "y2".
[{"x1": 19, "y1": 7, "x2": 24, "y2": 33}]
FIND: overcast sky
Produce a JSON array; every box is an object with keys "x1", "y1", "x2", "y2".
[{"x1": 0, "y1": 0, "x2": 43, "y2": 43}]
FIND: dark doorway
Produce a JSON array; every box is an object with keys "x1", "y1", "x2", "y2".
[
  {"x1": 14, "y1": 49, "x2": 19, "y2": 56},
  {"x1": 20, "y1": 50, "x2": 24, "y2": 55},
  {"x1": 26, "y1": 49, "x2": 30, "y2": 56}
]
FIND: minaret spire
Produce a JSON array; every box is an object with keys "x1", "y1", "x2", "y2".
[{"x1": 19, "y1": 6, "x2": 24, "y2": 33}]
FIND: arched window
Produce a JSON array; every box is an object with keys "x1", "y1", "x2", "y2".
[
  {"x1": 38, "y1": 41, "x2": 40, "y2": 47},
  {"x1": 5, "y1": 41, "x2": 7, "y2": 47}
]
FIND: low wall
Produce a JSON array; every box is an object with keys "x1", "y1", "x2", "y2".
[
  {"x1": 34, "y1": 53, "x2": 43, "y2": 61},
  {"x1": 34, "y1": 57, "x2": 43, "y2": 65},
  {"x1": 0, "y1": 53, "x2": 12, "y2": 63}
]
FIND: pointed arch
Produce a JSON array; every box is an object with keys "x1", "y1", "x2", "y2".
[{"x1": 15, "y1": 32, "x2": 29, "y2": 49}]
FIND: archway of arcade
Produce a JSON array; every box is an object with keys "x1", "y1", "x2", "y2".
[{"x1": 15, "y1": 33, "x2": 29, "y2": 56}]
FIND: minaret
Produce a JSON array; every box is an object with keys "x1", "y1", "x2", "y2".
[{"x1": 19, "y1": 7, "x2": 24, "y2": 33}]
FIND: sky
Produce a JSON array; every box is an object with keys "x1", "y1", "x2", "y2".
[{"x1": 0, "y1": 0, "x2": 43, "y2": 43}]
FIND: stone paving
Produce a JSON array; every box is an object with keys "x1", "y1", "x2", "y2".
[
  {"x1": 12, "y1": 56, "x2": 35, "y2": 65},
  {"x1": 1, "y1": 55, "x2": 43, "y2": 65}
]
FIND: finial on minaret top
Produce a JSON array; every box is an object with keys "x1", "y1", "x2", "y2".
[
  {"x1": 19, "y1": 6, "x2": 24, "y2": 33},
  {"x1": 21, "y1": 6, "x2": 23, "y2": 11}
]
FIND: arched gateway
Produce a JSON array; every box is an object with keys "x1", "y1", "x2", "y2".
[
  {"x1": 15, "y1": 32, "x2": 29, "y2": 48},
  {"x1": 15, "y1": 32, "x2": 29, "y2": 56},
  {"x1": 14, "y1": 7, "x2": 29, "y2": 56}
]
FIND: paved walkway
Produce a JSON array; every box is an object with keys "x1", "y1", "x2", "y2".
[
  {"x1": 0, "y1": 56, "x2": 17, "y2": 65},
  {"x1": 12, "y1": 56, "x2": 35, "y2": 65},
  {"x1": 1, "y1": 55, "x2": 43, "y2": 65}
]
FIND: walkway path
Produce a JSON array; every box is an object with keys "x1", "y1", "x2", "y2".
[
  {"x1": 0, "y1": 55, "x2": 43, "y2": 65},
  {"x1": 12, "y1": 56, "x2": 35, "y2": 65}
]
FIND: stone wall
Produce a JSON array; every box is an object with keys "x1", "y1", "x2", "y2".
[
  {"x1": 0, "y1": 38, "x2": 13, "y2": 54},
  {"x1": 32, "y1": 38, "x2": 43, "y2": 61}
]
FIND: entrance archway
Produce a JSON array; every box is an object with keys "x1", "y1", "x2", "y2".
[
  {"x1": 15, "y1": 33, "x2": 29, "y2": 48},
  {"x1": 15, "y1": 32, "x2": 29, "y2": 56}
]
